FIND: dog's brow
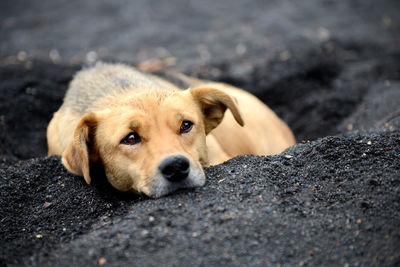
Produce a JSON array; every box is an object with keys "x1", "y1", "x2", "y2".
[
  {"x1": 129, "y1": 120, "x2": 139, "y2": 130},
  {"x1": 176, "y1": 113, "x2": 184, "y2": 121},
  {"x1": 176, "y1": 111, "x2": 195, "y2": 121}
]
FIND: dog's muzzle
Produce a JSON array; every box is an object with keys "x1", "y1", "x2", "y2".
[
  {"x1": 159, "y1": 155, "x2": 190, "y2": 182},
  {"x1": 149, "y1": 154, "x2": 205, "y2": 198}
]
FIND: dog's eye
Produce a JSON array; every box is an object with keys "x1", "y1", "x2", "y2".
[
  {"x1": 120, "y1": 132, "x2": 141, "y2": 145},
  {"x1": 180, "y1": 120, "x2": 193, "y2": 134}
]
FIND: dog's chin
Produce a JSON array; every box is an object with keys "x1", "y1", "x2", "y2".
[{"x1": 147, "y1": 167, "x2": 206, "y2": 198}]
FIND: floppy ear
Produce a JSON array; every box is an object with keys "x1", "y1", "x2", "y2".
[
  {"x1": 190, "y1": 87, "x2": 244, "y2": 134},
  {"x1": 62, "y1": 113, "x2": 97, "y2": 184}
]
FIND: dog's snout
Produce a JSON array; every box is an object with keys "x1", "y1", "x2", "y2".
[{"x1": 159, "y1": 155, "x2": 190, "y2": 182}]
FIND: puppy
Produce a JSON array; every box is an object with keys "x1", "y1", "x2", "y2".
[{"x1": 47, "y1": 63, "x2": 295, "y2": 197}]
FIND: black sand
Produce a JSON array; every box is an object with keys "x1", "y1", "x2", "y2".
[{"x1": 1, "y1": 0, "x2": 400, "y2": 266}]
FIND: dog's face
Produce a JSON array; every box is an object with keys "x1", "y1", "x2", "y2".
[{"x1": 62, "y1": 87, "x2": 243, "y2": 197}]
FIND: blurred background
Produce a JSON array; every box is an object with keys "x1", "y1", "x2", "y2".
[{"x1": 1, "y1": 0, "x2": 399, "y2": 74}]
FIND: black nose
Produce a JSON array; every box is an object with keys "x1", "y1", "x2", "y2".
[{"x1": 159, "y1": 155, "x2": 190, "y2": 182}]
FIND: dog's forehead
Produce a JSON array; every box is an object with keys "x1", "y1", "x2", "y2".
[
  {"x1": 100, "y1": 90, "x2": 198, "y2": 125},
  {"x1": 129, "y1": 90, "x2": 198, "y2": 113},
  {"x1": 112, "y1": 89, "x2": 187, "y2": 107}
]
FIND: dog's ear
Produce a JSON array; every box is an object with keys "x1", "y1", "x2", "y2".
[
  {"x1": 190, "y1": 87, "x2": 244, "y2": 134},
  {"x1": 62, "y1": 113, "x2": 97, "y2": 184}
]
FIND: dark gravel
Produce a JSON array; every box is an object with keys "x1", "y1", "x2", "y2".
[
  {"x1": 1, "y1": 0, "x2": 400, "y2": 266},
  {"x1": 1, "y1": 133, "x2": 400, "y2": 266},
  {"x1": 0, "y1": 62, "x2": 79, "y2": 162}
]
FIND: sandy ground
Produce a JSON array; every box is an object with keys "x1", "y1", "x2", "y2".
[{"x1": 1, "y1": 0, "x2": 400, "y2": 266}]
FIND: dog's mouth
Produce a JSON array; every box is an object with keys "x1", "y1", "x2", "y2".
[{"x1": 147, "y1": 157, "x2": 206, "y2": 198}]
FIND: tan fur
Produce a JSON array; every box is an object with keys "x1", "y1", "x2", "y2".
[{"x1": 47, "y1": 62, "x2": 295, "y2": 197}]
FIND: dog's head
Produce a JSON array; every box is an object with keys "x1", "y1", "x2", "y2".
[{"x1": 62, "y1": 87, "x2": 243, "y2": 197}]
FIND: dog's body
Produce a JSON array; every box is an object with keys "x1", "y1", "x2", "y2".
[{"x1": 47, "y1": 63, "x2": 295, "y2": 197}]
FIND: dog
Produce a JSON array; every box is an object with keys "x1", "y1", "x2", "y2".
[{"x1": 47, "y1": 62, "x2": 295, "y2": 197}]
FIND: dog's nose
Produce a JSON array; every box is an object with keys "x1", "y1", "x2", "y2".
[{"x1": 159, "y1": 155, "x2": 190, "y2": 182}]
